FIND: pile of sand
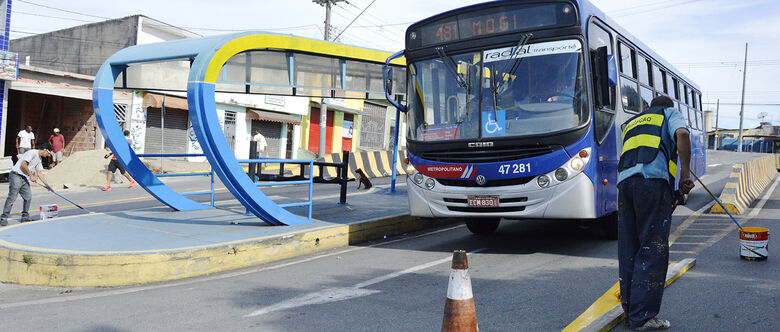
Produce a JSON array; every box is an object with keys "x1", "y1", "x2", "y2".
[{"x1": 43, "y1": 150, "x2": 111, "y2": 188}]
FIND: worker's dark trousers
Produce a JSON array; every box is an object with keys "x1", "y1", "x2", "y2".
[{"x1": 617, "y1": 175, "x2": 674, "y2": 327}]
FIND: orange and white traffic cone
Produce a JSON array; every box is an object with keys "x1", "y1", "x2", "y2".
[{"x1": 442, "y1": 250, "x2": 478, "y2": 332}]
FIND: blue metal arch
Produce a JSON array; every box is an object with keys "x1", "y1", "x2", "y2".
[{"x1": 94, "y1": 32, "x2": 399, "y2": 225}]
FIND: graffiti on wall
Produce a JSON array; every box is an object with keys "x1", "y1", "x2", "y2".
[{"x1": 129, "y1": 91, "x2": 146, "y2": 153}]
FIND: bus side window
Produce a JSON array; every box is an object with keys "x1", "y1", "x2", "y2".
[
  {"x1": 589, "y1": 22, "x2": 616, "y2": 144},
  {"x1": 637, "y1": 55, "x2": 650, "y2": 86},
  {"x1": 618, "y1": 42, "x2": 634, "y2": 77},
  {"x1": 655, "y1": 67, "x2": 665, "y2": 94}
]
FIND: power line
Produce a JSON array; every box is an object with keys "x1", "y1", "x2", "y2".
[
  {"x1": 16, "y1": 0, "x2": 111, "y2": 20},
  {"x1": 13, "y1": 10, "x2": 99, "y2": 23},
  {"x1": 330, "y1": 9, "x2": 401, "y2": 46},
  {"x1": 612, "y1": 0, "x2": 705, "y2": 18},
  {"x1": 332, "y1": 3, "x2": 403, "y2": 44}
]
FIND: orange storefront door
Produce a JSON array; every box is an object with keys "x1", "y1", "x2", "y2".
[{"x1": 308, "y1": 107, "x2": 334, "y2": 154}]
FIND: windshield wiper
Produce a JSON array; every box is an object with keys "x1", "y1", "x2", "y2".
[
  {"x1": 492, "y1": 33, "x2": 532, "y2": 96},
  {"x1": 435, "y1": 46, "x2": 469, "y2": 89}
]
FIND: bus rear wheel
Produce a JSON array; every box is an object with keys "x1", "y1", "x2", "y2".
[{"x1": 465, "y1": 218, "x2": 501, "y2": 235}]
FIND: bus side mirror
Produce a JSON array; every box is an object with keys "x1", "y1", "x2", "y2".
[
  {"x1": 384, "y1": 50, "x2": 408, "y2": 113},
  {"x1": 384, "y1": 66, "x2": 394, "y2": 94},
  {"x1": 593, "y1": 46, "x2": 614, "y2": 108}
]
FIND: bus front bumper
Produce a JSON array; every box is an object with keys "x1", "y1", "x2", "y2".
[{"x1": 408, "y1": 172, "x2": 596, "y2": 219}]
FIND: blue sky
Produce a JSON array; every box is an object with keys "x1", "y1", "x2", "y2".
[{"x1": 10, "y1": 0, "x2": 780, "y2": 129}]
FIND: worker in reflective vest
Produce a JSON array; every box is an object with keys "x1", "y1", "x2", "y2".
[{"x1": 617, "y1": 95, "x2": 694, "y2": 331}]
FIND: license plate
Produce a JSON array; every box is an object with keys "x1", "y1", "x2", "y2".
[{"x1": 467, "y1": 196, "x2": 499, "y2": 207}]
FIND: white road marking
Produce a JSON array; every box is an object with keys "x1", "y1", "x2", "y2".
[
  {"x1": 748, "y1": 174, "x2": 780, "y2": 218},
  {"x1": 707, "y1": 164, "x2": 722, "y2": 167},
  {"x1": 245, "y1": 248, "x2": 486, "y2": 317},
  {"x1": 0, "y1": 223, "x2": 466, "y2": 310}
]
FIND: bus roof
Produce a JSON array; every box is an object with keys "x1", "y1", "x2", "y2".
[{"x1": 406, "y1": 0, "x2": 700, "y2": 92}]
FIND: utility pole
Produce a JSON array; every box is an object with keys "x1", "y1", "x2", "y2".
[
  {"x1": 714, "y1": 99, "x2": 720, "y2": 150},
  {"x1": 737, "y1": 43, "x2": 748, "y2": 152},
  {"x1": 312, "y1": 0, "x2": 347, "y2": 155},
  {"x1": 313, "y1": 0, "x2": 347, "y2": 41}
]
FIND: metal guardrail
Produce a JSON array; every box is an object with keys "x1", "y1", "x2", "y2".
[
  {"x1": 136, "y1": 154, "x2": 215, "y2": 207},
  {"x1": 239, "y1": 158, "x2": 314, "y2": 221}
]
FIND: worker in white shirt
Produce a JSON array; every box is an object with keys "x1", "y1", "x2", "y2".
[
  {"x1": 252, "y1": 129, "x2": 268, "y2": 158},
  {"x1": 1, "y1": 146, "x2": 53, "y2": 226},
  {"x1": 16, "y1": 125, "x2": 35, "y2": 155}
]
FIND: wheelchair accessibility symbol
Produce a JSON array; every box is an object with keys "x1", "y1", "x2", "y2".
[{"x1": 482, "y1": 110, "x2": 506, "y2": 136}]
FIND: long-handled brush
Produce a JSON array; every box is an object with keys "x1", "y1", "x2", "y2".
[
  {"x1": 689, "y1": 170, "x2": 743, "y2": 230},
  {"x1": 35, "y1": 182, "x2": 96, "y2": 214}
]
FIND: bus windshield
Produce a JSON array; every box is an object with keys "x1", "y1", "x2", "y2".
[{"x1": 407, "y1": 39, "x2": 589, "y2": 142}]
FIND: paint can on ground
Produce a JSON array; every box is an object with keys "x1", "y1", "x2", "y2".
[
  {"x1": 739, "y1": 227, "x2": 769, "y2": 261},
  {"x1": 40, "y1": 204, "x2": 58, "y2": 220}
]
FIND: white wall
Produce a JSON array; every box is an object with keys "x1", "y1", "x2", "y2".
[{"x1": 216, "y1": 103, "x2": 249, "y2": 160}]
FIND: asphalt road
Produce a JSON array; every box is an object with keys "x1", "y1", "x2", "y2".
[{"x1": 0, "y1": 151, "x2": 776, "y2": 331}]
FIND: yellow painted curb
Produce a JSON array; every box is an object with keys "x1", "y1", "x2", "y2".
[
  {"x1": 0, "y1": 215, "x2": 455, "y2": 287},
  {"x1": 563, "y1": 258, "x2": 696, "y2": 332}
]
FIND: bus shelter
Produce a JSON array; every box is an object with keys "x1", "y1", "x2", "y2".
[{"x1": 93, "y1": 32, "x2": 406, "y2": 226}]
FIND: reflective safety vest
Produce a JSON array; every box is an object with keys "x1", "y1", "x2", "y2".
[{"x1": 618, "y1": 107, "x2": 678, "y2": 183}]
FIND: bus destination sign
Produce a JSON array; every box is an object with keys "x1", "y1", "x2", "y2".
[{"x1": 408, "y1": 3, "x2": 577, "y2": 49}]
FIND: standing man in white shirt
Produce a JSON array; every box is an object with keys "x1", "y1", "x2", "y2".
[
  {"x1": 252, "y1": 129, "x2": 268, "y2": 158},
  {"x1": 1, "y1": 146, "x2": 53, "y2": 226},
  {"x1": 16, "y1": 125, "x2": 35, "y2": 155}
]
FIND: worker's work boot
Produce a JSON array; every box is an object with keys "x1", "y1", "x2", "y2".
[
  {"x1": 0, "y1": 218, "x2": 7, "y2": 226},
  {"x1": 20, "y1": 215, "x2": 32, "y2": 223},
  {"x1": 633, "y1": 317, "x2": 671, "y2": 331}
]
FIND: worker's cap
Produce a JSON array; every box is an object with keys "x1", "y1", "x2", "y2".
[{"x1": 53, "y1": 128, "x2": 60, "y2": 133}]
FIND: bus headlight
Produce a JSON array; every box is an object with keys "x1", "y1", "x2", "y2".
[
  {"x1": 555, "y1": 168, "x2": 568, "y2": 181},
  {"x1": 425, "y1": 178, "x2": 436, "y2": 190},
  {"x1": 537, "y1": 175, "x2": 551, "y2": 188},
  {"x1": 406, "y1": 164, "x2": 416, "y2": 174},
  {"x1": 413, "y1": 172, "x2": 424, "y2": 184},
  {"x1": 570, "y1": 158, "x2": 585, "y2": 171}
]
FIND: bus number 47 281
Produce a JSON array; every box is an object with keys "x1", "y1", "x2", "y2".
[{"x1": 498, "y1": 163, "x2": 531, "y2": 175}]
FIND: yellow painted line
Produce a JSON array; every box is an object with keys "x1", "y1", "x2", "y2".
[
  {"x1": 563, "y1": 259, "x2": 696, "y2": 332},
  {"x1": 561, "y1": 282, "x2": 621, "y2": 332}
]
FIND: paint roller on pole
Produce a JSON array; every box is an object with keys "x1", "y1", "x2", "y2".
[
  {"x1": 689, "y1": 170, "x2": 743, "y2": 229},
  {"x1": 34, "y1": 182, "x2": 96, "y2": 214}
]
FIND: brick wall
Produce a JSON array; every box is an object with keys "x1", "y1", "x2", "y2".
[{"x1": 8, "y1": 91, "x2": 98, "y2": 155}]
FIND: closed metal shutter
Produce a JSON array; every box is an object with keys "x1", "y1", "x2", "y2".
[
  {"x1": 360, "y1": 102, "x2": 386, "y2": 149},
  {"x1": 145, "y1": 107, "x2": 188, "y2": 155},
  {"x1": 251, "y1": 120, "x2": 283, "y2": 158}
]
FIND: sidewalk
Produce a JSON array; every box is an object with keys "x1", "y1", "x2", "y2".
[{"x1": 0, "y1": 183, "x2": 444, "y2": 287}]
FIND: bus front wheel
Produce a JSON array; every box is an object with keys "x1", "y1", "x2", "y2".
[{"x1": 465, "y1": 218, "x2": 501, "y2": 235}]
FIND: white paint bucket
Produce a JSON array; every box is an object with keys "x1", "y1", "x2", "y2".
[{"x1": 40, "y1": 204, "x2": 58, "y2": 220}]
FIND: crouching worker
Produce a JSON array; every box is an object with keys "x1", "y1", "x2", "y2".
[
  {"x1": 1, "y1": 146, "x2": 53, "y2": 226},
  {"x1": 617, "y1": 95, "x2": 695, "y2": 330},
  {"x1": 102, "y1": 130, "x2": 136, "y2": 191}
]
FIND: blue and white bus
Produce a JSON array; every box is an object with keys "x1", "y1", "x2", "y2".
[{"x1": 384, "y1": 0, "x2": 707, "y2": 237}]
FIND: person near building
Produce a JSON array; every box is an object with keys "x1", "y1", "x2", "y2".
[
  {"x1": 617, "y1": 95, "x2": 694, "y2": 331},
  {"x1": 48, "y1": 128, "x2": 66, "y2": 167},
  {"x1": 16, "y1": 125, "x2": 35, "y2": 155},
  {"x1": 102, "y1": 130, "x2": 136, "y2": 191},
  {"x1": 1, "y1": 146, "x2": 53, "y2": 226},
  {"x1": 253, "y1": 129, "x2": 268, "y2": 157}
]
